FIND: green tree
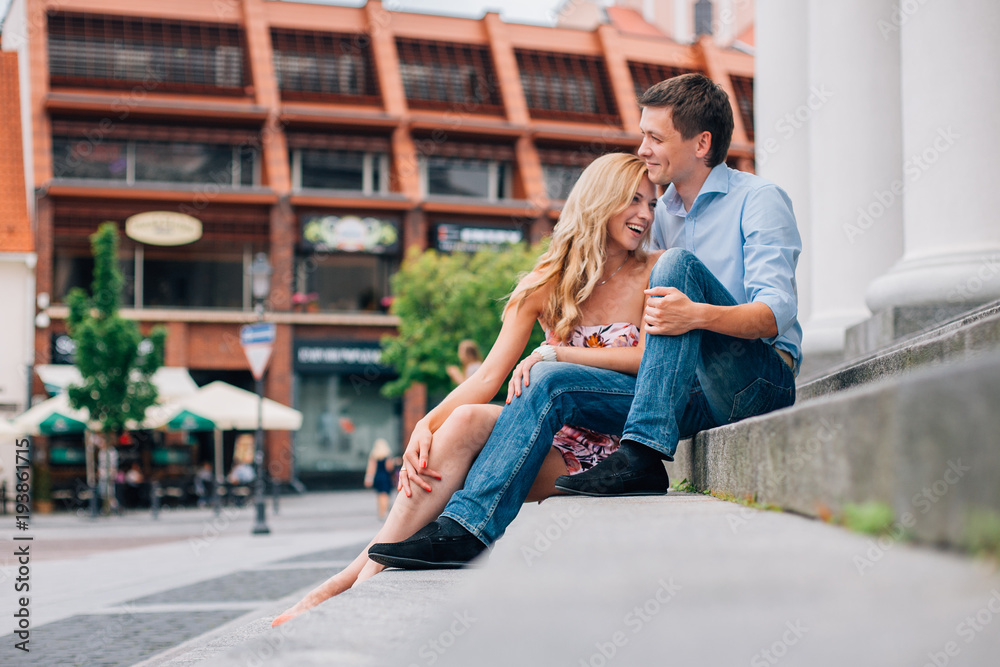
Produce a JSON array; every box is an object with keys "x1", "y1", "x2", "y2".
[
  {"x1": 381, "y1": 243, "x2": 547, "y2": 398},
  {"x1": 66, "y1": 222, "x2": 166, "y2": 438}
]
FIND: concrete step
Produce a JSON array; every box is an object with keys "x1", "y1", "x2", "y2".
[
  {"x1": 670, "y1": 351, "x2": 1000, "y2": 550},
  {"x1": 195, "y1": 494, "x2": 1000, "y2": 666},
  {"x1": 797, "y1": 299, "x2": 1000, "y2": 402}
]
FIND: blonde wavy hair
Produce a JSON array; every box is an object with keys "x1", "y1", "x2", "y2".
[{"x1": 506, "y1": 152, "x2": 651, "y2": 342}]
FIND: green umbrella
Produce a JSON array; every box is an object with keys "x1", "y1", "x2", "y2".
[
  {"x1": 167, "y1": 409, "x2": 216, "y2": 432},
  {"x1": 38, "y1": 412, "x2": 87, "y2": 435}
]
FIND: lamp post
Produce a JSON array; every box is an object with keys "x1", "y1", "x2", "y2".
[{"x1": 249, "y1": 253, "x2": 272, "y2": 535}]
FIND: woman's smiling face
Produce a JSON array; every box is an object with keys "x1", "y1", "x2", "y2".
[{"x1": 606, "y1": 176, "x2": 657, "y2": 255}]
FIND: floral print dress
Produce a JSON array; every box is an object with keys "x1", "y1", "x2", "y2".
[{"x1": 546, "y1": 322, "x2": 640, "y2": 475}]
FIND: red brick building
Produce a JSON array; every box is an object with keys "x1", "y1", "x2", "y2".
[{"x1": 2, "y1": 0, "x2": 753, "y2": 486}]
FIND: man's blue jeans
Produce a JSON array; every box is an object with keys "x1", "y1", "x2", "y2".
[{"x1": 441, "y1": 249, "x2": 796, "y2": 544}]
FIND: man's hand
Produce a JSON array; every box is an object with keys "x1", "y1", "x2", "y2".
[
  {"x1": 643, "y1": 287, "x2": 705, "y2": 336},
  {"x1": 398, "y1": 420, "x2": 442, "y2": 497}
]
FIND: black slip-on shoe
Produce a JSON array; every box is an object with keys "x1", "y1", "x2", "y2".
[
  {"x1": 554, "y1": 448, "x2": 670, "y2": 497},
  {"x1": 367, "y1": 517, "x2": 488, "y2": 570}
]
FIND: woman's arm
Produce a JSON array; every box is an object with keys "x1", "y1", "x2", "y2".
[
  {"x1": 398, "y1": 274, "x2": 547, "y2": 494},
  {"x1": 545, "y1": 344, "x2": 643, "y2": 375},
  {"x1": 445, "y1": 365, "x2": 465, "y2": 385},
  {"x1": 507, "y1": 253, "x2": 661, "y2": 399},
  {"x1": 363, "y1": 456, "x2": 375, "y2": 488}
]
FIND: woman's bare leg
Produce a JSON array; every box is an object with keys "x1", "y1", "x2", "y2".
[
  {"x1": 272, "y1": 404, "x2": 501, "y2": 627},
  {"x1": 524, "y1": 448, "x2": 570, "y2": 502}
]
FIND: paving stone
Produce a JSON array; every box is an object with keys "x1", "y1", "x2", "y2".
[
  {"x1": 126, "y1": 568, "x2": 336, "y2": 605},
  {"x1": 0, "y1": 611, "x2": 245, "y2": 667},
  {"x1": 273, "y1": 542, "x2": 368, "y2": 565}
]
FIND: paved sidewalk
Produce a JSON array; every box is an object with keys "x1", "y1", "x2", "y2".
[
  {"x1": 194, "y1": 493, "x2": 1000, "y2": 667},
  {"x1": 0, "y1": 491, "x2": 383, "y2": 666}
]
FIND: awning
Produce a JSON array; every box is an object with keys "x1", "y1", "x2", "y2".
[
  {"x1": 35, "y1": 365, "x2": 199, "y2": 401},
  {"x1": 0, "y1": 419, "x2": 24, "y2": 438},
  {"x1": 167, "y1": 409, "x2": 216, "y2": 432},
  {"x1": 167, "y1": 381, "x2": 303, "y2": 431},
  {"x1": 12, "y1": 393, "x2": 93, "y2": 436}
]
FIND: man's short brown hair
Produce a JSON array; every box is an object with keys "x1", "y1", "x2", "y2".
[{"x1": 637, "y1": 73, "x2": 734, "y2": 168}]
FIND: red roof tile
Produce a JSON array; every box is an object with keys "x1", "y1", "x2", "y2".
[
  {"x1": 0, "y1": 51, "x2": 32, "y2": 253},
  {"x1": 606, "y1": 6, "x2": 667, "y2": 38}
]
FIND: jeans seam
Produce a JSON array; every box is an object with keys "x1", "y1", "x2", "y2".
[{"x1": 471, "y1": 398, "x2": 557, "y2": 538}]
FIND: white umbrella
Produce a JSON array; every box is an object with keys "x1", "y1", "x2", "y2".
[
  {"x1": 34, "y1": 365, "x2": 199, "y2": 401},
  {"x1": 0, "y1": 418, "x2": 24, "y2": 438},
  {"x1": 11, "y1": 393, "x2": 93, "y2": 436},
  {"x1": 170, "y1": 381, "x2": 303, "y2": 431}
]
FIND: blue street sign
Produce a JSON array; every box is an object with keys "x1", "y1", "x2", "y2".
[{"x1": 241, "y1": 322, "x2": 276, "y2": 345}]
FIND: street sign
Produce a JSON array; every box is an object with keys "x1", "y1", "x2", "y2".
[{"x1": 241, "y1": 322, "x2": 276, "y2": 380}]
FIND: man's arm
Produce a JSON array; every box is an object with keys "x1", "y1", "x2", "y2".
[
  {"x1": 645, "y1": 184, "x2": 799, "y2": 340},
  {"x1": 643, "y1": 290, "x2": 777, "y2": 338}
]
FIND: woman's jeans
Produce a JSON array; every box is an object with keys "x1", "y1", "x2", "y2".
[{"x1": 441, "y1": 249, "x2": 796, "y2": 544}]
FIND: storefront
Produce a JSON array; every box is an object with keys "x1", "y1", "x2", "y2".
[{"x1": 293, "y1": 339, "x2": 401, "y2": 486}]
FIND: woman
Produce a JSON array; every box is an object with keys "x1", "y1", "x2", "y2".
[
  {"x1": 273, "y1": 152, "x2": 662, "y2": 627},
  {"x1": 446, "y1": 339, "x2": 483, "y2": 385},
  {"x1": 363, "y1": 438, "x2": 395, "y2": 520}
]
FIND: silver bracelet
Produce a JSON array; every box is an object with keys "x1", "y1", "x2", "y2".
[{"x1": 532, "y1": 344, "x2": 558, "y2": 363}]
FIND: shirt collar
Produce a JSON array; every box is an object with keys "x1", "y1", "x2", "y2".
[{"x1": 660, "y1": 163, "x2": 731, "y2": 217}]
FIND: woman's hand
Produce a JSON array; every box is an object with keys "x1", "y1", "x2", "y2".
[
  {"x1": 506, "y1": 352, "x2": 542, "y2": 403},
  {"x1": 397, "y1": 420, "x2": 442, "y2": 497}
]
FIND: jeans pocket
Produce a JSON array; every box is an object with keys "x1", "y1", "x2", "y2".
[{"x1": 729, "y1": 378, "x2": 794, "y2": 422}]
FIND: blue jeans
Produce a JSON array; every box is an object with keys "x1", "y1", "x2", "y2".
[{"x1": 441, "y1": 249, "x2": 796, "y2": 544}]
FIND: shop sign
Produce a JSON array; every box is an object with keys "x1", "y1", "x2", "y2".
[
  {"x1": 126, "y1": 211, "x2": 203, "y2": 246},
  {"x1": 436, "y1": 223, "x2": 523, "y2": 252},
  {"x1": 301, "y1": 214, "x2": 400, "y2": 254},
  {"x1": 294, "y1": 340, "x2": 396, "y2": 376}
]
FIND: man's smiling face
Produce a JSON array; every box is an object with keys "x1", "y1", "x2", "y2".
[{"x1": 637, "y1": 106, "x2": 707, "y2": 189}]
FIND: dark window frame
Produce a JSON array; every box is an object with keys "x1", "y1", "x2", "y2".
[{"x1": 47, "y1": 11, "x2": 251, "y2": 95}]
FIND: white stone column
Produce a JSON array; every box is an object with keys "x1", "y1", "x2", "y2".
[
  {"x1": 800, "y1": 0, "x2": 904, "y2": 360},
  {"x1": 866, "y1": 0, "x2": 1000, "y2": 312},
  {"x1": 755, "y1": 0, "x2": 812, "y2": 324}
]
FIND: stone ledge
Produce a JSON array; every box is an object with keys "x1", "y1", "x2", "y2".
[
  {"x1": 844, "y1": 298, "x2": 1000, "y2": 359},
  {"x1": 670, "y1": 352, "x2": 1000, "y2": 548},
  {"x1": 797, "y1": 300, "x2": 1000, "y2": 402}
]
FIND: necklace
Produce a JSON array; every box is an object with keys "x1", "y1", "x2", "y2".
[{"x1": 598, "y1": 256, "x2": 629, "y2": 285}]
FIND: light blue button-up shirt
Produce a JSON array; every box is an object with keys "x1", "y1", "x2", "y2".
[{"x1": 651, "y1": 163, "x2": 803, "y2": 370}]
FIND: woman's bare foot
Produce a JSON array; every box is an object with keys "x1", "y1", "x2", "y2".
[
  {"x1": 271, "y1": 574, "x2": 354, "y2": 628},
  {"x1": 353, "y1": 558, "x2": 386, "y2": 587}
]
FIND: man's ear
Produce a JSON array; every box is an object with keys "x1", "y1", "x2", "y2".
[{"x1": 695, "y1": 131, "x2": 712, "y2": 159}]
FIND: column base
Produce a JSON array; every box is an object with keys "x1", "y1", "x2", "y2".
[{"x1": 866, "y1": 248, "x2": 1000, "y2": 312}]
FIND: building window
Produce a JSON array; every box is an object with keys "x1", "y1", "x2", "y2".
[
  {"x1": 139, "y1": 244, "x2": 246, "y2": 309},
  {"x1": 537, "y1": 146, "x2": 624, "y2": 201},
  {"x1": 297, "y1": 253, "x2": 396, "y2": 313},
  {"x1": 53, "y1": 240, "x2": 256, "y2": 310},
  {"x1": 541, "y1": 164, "x2": 584, "y2": 201},
  {"x1": 52, "y1": 136, "x2": 259, "y2": 187},
  {"x1": 298, "y1": 213, "x2": 401, "y2": 312},
  {"x1": 293, "y1": 372, "x2": 401, "y2": 476},
  {"x1": 395, "y1": 39, "x2": 504, "y2": 114},
  {"x1": 47, "y1": 12, "x2": 249, "y2": 94},
  {"x1": 271, "y1": 29, "x2": 380, "y2": 104},
  {"x1": 291, "y1": 149, "x2": 388, "y2": 194},
  {"x1": 515, "y1": 49, "x2": 619, "y2": 125},
  {"x1": 628, "y1": 62, "x2": 703, "y2": 99},
  {"x1": 729, "y1": 75, "x2": 755, "y2": 142},
  {"x1": 421, "y1": 157, "x2": 512, "y2": 200}
]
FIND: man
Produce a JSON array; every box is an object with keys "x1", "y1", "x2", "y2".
[{"x1": 368, "y1": 74, "x2": 802, "y2": 569}]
